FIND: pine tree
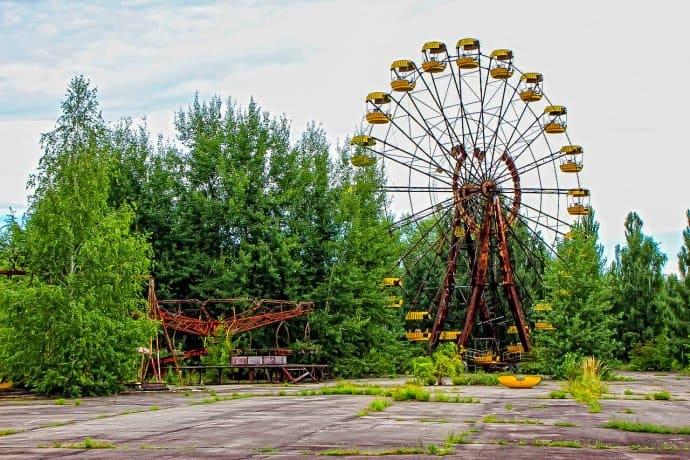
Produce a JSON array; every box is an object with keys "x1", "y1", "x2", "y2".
[
  {"x1": 610, "y1": 212, "x2": 669, "y2": 360},
  {"x1": 532, "y1": 211, "x2": 618, "y2": 377}
]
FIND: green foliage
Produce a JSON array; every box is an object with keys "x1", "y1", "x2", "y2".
[
  {"x1": 451, "y1": 371, "x2": 499, "y2": 386},
  {"x1": 0, "y1": 77, "x2": 154, "y2": 396},
  {"x1": 610, "y1": 212, "x2": 669, "y2": 360},
  {"x1": 564, "y1": 356, "x2": 608, "y2": 413},
  {"x1": 549, "y1": 390, "x2": 568, "y2": 399},
  {"x1": 603, "y1": 419, "x2": 690, "y2": 435},
  {"x1": 530, "y1": 211, "x2": 619, "y2": 377},
  {"x1": 412, "y1": 343, "x2": 465, "y2": 385},
  {"x1": 629, "y1": 335, "x2": 675, "y2": 371},
  {"x1": 390, "y1": 385, "x2": 430, "y2": 401},
  {"x1": 652, "y1": 391, "x2": 671, "y2": 400}
]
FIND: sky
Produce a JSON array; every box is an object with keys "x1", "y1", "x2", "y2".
[{"x1": 0, "y1": 0, "x2": 688, "y2": 274}]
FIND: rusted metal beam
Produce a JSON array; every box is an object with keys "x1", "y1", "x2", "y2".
[{"x1": 494, "y1": 196, "x2": 531, "y2": 352}]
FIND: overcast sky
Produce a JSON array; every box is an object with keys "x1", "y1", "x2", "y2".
[{"x1": 1, "y1": 0, "x2": 688, "y2": 274}]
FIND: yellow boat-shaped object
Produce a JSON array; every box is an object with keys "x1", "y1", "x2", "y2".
[
  {"x1": 498, "y1": 375, "x2": 542, "y2": 388},
  {"x1": 0, "y1": 380, "x2": 13, "y2": 390}
]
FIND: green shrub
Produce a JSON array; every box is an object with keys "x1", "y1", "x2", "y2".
[
  {"x1": 630, "y1": 336, "x2": 674, "y2": 371},
  {"x1": 391, "y1": 385, "x2": 430, "y2": 401},
  {"x1": 451, "y1": 371, "x2": 498, "y2": 386}
]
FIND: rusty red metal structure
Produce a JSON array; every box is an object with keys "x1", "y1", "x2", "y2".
[{"x1": 145, "y1": 279, "x2": 313, "y2": 381}]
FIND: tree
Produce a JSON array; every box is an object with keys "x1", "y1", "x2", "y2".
[
  {"x1": 662, "y1": 210, "x2": 690, "y2": 368},
  {"x1": 531, "y1": 211, "x2": 619, "y2": 377},
  {"x1": 610, "y1": 212, "x2": 669, "y2": 360},
  {"x1": 309, "y1": 148, "x2": 412, "y2": 377},
  {"x1": 0, "y1": 77, "x2": 154, "y2": 396}
]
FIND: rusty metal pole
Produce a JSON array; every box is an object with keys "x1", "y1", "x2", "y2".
[
  {"x1": 494, "y1": 197, "x2": 531, "y2": 352},
  {"x1": 458, "y1": 198, "x2": 494, "y2": 348}
]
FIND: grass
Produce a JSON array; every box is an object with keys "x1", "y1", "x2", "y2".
[
  {"x1": 624, "y1": 389, "x2": 634, "y2": 395},
  {"x1": 432, "y1": 392, "x2": 478, "y2": 403},
  {"x1": 189, "y1": 392, "x2": 257, "y2": 405},
  {"x1": 358, "y1": 398, "x2": 392, "y2": 416},
  {"x1": 41, "y1": 421, "x2": 70, "y2": 428},
  {"x1": 652, "y1": 391, "x2": 671, "y2": 400},
  {"x1": 549, "y1": 390, "x2": 568, "y2": 399},
  {"x1": 0, "y1": 429, "x2": 20, "y2": 436},
  {"x1": 451, "y1": 372, "x2": 499, "y2": 386},
  {"x1": 254, "y1": 447, "x2": 280, "y2": 454},
  {"x1": 504, "y1": 403, "x2": 513, "y2": 411},
  {"x1": 318, "y1": 446, "x2": 430, "y2": 456},
  {"x1": 483, "y1": 414, "x2": 544, "y2": 425},
  {"x1": 119, "y1": 409, "x2": 144, "y2": 415},
  {"x1": 390, "y1": 385, "x2": 430, "y2": 401},
  {"x1": 554, "y1": 421, "x2": 577, "y2": 427},
  {"x1": 52, "y1": 437, "x2": 116, "y2": 449},
  {"x1": 603, "y1": 419, "x2": 690, "y2": 435},
  {"x1": 54, "y1": 398, "x2": 66, "y2": 405},
  {"x1": 624, "y1": 408, "x2": 635, "y2": 414},
  {"x1": 149, "y1": 405, "x2": 160, "y2": 411},
  {"x1": 444, "y1": 429, "x2": 477, "y2": 446},
  {"x1": 419, "y1": 418, "x2": 449, "y2": 423},
  {"x1": 533, "y1": 439, "x2": 582, "y2": 448}
]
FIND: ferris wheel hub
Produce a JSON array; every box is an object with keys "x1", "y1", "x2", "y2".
[{"x1": 480, "y1": 180, "x2": 497, "y2": 197}]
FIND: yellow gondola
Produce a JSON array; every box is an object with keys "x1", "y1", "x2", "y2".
[
  {"x1": 406, "y1": 329, "x2": 430, "y2": 341},
  {"x1": 456, "y1": 38, "x2": 480, "y2": 69},
  {"x1": 567, "y1": 188, "x2": 591, "y2": 216},
  {"x1": 350, "y1": 155, "x2": 375, "y2": 167},
  {"x1": 535, "y1": 303, "x2": 553, "y2": 311},
  {"x1": 489, "y1": 49, "x2": 514, "y2": 79},
  {"x1": 535, "y1": 322, "x2": 555, "y2": 331},
  {"x1": 507, "y1": 325, "x2": 518, "y2": 334},
  {"x1": 439, "y1": 330, "x2": 461, "y2": 341},
  {"x1": 506, "y1": 344, "x2": 524, "y2": 353},
  {"x1": 405, "y1": 311, "x2": 431, "y2": 321},
  {"x1": 543, "y1": 105, "x2": 567, "y2": 134},
  {"x1": 421, "y1": 41, "x2": 447, "y2": 73},
  {"x1": 365, "y1": 92, "x2": 391, "y2": 125},
  {"x1": 559, "y1": 145, "x2": 583, "y2": 173},
  {"x1": 382, "y1": 277, "x2": 402, "y2": 287},
  {"x1": 519, "y1": 72, "x2": 543, "y2": 102},
  {"x1": 390, "y1": 59, "x2": 416, "y2": 92},
  {"x1": 564, "y1": 231, "x2": 574, "y2": 239}
]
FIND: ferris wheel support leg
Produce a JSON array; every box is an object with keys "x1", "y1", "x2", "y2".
[
  {"x1": 494, "y1": 197, "x2": 532, "y2": 352},
  {"x1": 429, "y1": 209, "x2": 463, "y2": 350},
  {"x1": 458, "y1": 200, "x2": 494, "y2": 349}
]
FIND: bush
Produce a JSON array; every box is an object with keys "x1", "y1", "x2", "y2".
[
  {"x1": 630, "y1": 336, "x2": 675, "y2": 371},
  {"x1": 412, "y1": 343, "x2": 466, "y2": 385},
  {"x1": 391, "y1": 384, "x2": 430, "y2": 401}
]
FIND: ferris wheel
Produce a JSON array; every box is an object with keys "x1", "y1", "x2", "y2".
[{"x1": 351, "y1": 38, "x2": 590, "y2": 361}]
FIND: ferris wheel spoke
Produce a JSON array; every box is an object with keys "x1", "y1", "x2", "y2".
[
  {"x1": 484, "y1": 80, "x2": 520, "y2": 172},
  {"x1": 485, "y1": 102, "x2": 535, "y2": 176},
  {"x1": 400, "y1": 215, "x2": 451, "y2": 275},
  {"x1": 390, "y1": 196, "x2": 454, "y2": 231},
  {"x1": 384, "y1": 186, "x2": 453, "y2": 193},
  {"x1": 497, "y1": 187, "x2": 568, "y2": 195},
  {"x1": 493, "y1": 150, "x2": 567, "y2": 185},
  {"x1": 369, "y1": 140, "x2": 455, "y2": 188},
  {"x1": 509, "y1": 210, "x2": 563, "y2": 259},
  {"x1": 503, "y1": 220, "x2": 549, "y2": 277},
  {"x1": 412, "y1": 71, "x2": 484, "y2": 183},
  {"x1": 508, "y1": 196, "x2": 572, "y2": 232}
]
